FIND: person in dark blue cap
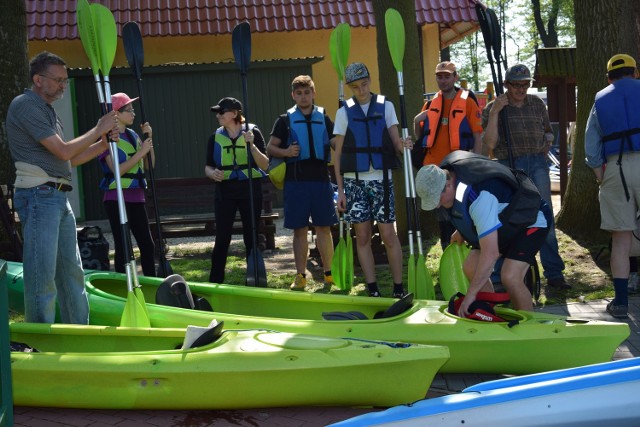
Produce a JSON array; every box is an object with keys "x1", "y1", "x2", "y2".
[{"x1": 332, "y1": 62, "x2": 412, "y2": 298}]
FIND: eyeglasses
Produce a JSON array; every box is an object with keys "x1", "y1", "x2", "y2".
[
  {"x1": 508, "y1": 82, "x2": 530, "y2": 90},
  {"x1": 216, "y1": 110, "x2": 232, "y2": 115},
  {"x1": 39, "y1": 74, "x2": 69, "y2": 85},
  {"x1": 121, "y1": 108, "x2": 135, "y2": 114}
]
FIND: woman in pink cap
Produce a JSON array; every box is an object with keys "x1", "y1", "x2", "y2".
[{"x1": 98, "y1": 92, "x2": 156, "y2": 276}]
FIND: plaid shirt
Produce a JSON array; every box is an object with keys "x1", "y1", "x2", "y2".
[{"x1": 481, "y1": 94, "x2": 552, "y2": 160}]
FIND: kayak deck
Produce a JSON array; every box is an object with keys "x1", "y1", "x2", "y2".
[
  {"x1": 10, "y1": 322, "x2": 450, "y2": 409},
  {"x1": 6, "y1": 262, "x2": 631, "y2": 374}
]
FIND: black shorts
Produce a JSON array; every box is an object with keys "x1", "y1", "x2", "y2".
[{"x1": 501, "y1": 204, "x2": 552, "y2": 264}]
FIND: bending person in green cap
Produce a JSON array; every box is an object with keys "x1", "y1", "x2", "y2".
[{"x1": 416, "y1": 151, "x2": 552, "y2": 314}]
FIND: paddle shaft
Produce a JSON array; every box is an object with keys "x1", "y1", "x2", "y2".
[
  {"x1": 476, "y1": 4, "x2": 514, "y2": 168},
  {"x1": 122, "y1": 21, "x2": 172, "y2": 276},
  {"x1": 232, "y1": 22, "x2": 266, "y2": 286}
]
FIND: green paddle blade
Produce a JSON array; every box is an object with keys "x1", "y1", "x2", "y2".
[
  {"x1": 91, "y1": 3, "x2": 117, "y2": 77},
  {"x1": 76, "y1": 0, "x2": 101, "y2": 75},
  {"x1": 439, "y1": 244, "x2": 470, "y2": 300},
  {"x1": 415, "y1": 254, "x2": 434, "y2": 300},
  {"x1": 329, "y1": 23, "x2": 351, "y2": 80},
  {"x1": 408, "y1": 253, "x2": 416, "y2": 296},
  {"x1": 134, "y1": 286, "x2": 149, "y2": 318},
  {"x1": 331, "y1": 237, "x2": 347, "y2": 290},
  {"x1": 345, "y1": 222, "x2": 353, "y2": 290},
  {"x1": 329, "y1": 29, "x2": 341, "y2": 78},
  {"x1": 121, "y1": 291, "x2": 151, "y2": 328},
  {"x1": 385, "y1": 8, "x2": 405, "y2": 73}
]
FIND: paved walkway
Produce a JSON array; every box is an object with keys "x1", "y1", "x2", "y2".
[{"x1": 13, "y1": 295, "x2": 639, "y2": 427}]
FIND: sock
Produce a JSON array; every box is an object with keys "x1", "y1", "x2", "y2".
[
  {"x1": 367, "y1": 282, "x2": 380, "y2": 295},
  {"x1": 613, "y1": 278, "x2": 628, "y2": 306},
  {"x1": 393, "y1": 283, "x2": 404, "y2": 294}
]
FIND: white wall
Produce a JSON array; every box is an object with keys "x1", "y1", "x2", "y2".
[{"x1": 52, "y1": 80, "x2": 82, "y2": 219}]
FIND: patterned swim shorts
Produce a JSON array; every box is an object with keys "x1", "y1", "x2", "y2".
[{"x1": 344, "y1": 178, "x2": 396, "y2": 224}]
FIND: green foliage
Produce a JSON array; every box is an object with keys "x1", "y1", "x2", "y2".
[{"x1": 449, "y1": 0, "x2": 575, "y2": 90}]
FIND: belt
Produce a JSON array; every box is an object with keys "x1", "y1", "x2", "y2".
[{"x1": 42, "y1": 181, "x2": 73, "y2": 192}]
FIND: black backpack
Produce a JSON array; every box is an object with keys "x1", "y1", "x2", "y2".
[{"x1": 440, "y1": 151, "x2": 542, "y2": 227}]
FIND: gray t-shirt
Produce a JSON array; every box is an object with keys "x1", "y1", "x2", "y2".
[{"x1": 6, "y1": 89, "x2": 72, "y2": 180}]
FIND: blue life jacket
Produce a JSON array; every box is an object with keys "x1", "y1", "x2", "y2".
[
  {"x1": 99, "y1": 128, "x2": 146, "y2": 191},
  {"x1": 594, "y1": 78, "x2": 640, "y2": 159},
  {"x1": 212, "y1": 124, "x2": 266, "y2": 181},
  {"x1": 285, "y1": 105, "x2": 330, "y2": 163},
  {"x1": 340, "y1": 94, "x2": 400, "y2": 173}
]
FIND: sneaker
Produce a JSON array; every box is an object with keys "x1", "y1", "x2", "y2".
[
  {"x1": 628, "y1": 273, "x2": 638, "y2": 293},
  {"x1": 547, "y1": 277, "x2": 571, "y2": 290},
  {"x1": 290, "y1": 273, "x2": 307, "y2": 290},
  {"x1": 369, "y1": 291, "x2": 381, "y2": 297},
  {"x1": 324, "y1": 274, "x2": 335, "y2": 288},
  {"x1": 606, "y1": 301, "x2": 628, "y2": 319},
  {"x1": 393, "y1": 288, "x2": 406, "y2": 298}
]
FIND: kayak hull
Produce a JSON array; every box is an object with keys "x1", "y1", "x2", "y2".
[
  {"x1": 6, "y1": 262, "x2": 630, "y2": 374},
  {"x1": 10, "y1": 322, "x2": 449, "y2": 409},
  {"x1": 331, "y1": 357, "x2": 640, "y2": 426}
]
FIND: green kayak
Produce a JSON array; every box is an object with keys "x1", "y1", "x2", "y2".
[
  {"x1": 10, "y1": 321, "x2": 448, "y2": 409},
  {"x1": 6, "y1": 262, "x2": 629, "y2": 374}
]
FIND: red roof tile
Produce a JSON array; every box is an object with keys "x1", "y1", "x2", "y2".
[{"x1": 27, "y1": 0, "x2": 481, "y2": 40}]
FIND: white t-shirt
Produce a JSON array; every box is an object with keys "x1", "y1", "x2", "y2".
[{"x1": 334, "y1": 98, "x2": 399, "y2": 180}]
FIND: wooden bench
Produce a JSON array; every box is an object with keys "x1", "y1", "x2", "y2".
[{"x1": 145, "y1": 177, "x2": 279, "y2": 250}]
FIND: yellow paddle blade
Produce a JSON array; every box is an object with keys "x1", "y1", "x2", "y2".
[
  {"x1": 120, "y1": 291, "x2": 151, "y2": 328},
  {"x1": 439, "y1": 244, "x2": 471, "y2": 300},
  {"x1": 415, "y1": 254, "x2": 434, "y2": 300}
]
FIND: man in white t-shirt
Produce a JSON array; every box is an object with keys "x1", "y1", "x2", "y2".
[{"x1": 332, "y1": 62, "x2": 411, "y2": 298}]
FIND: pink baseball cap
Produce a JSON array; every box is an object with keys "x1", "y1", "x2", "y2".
[{"x1": 111, "y1": 92, "x2": 139, "y2": 112}]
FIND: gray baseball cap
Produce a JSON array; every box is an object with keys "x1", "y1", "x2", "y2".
[
  {"x1": 345, "y1": 62, "x2": 370, "y2": 84},
  {"x1": 415, "y1": 165, "x2": 447, "y2": 211},
  {"x1": 505, "y1": 64, "x2": 533, "y2": 81}
]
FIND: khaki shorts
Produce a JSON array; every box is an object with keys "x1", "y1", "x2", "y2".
[{"x1": 600, "y1": 152, "x2": 640, "y2": 231}]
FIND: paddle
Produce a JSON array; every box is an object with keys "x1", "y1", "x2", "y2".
[
  {"x1": 330, "y1": 217, "x2": 347, "y2": 289},
  {"x1": 76, "y1": 0, "x2": 105, "y2": 111},
  {"x1": 77, "y1": 1, "x2": 150, "y2": 327},
  {"x1": 232, "y1": 22, "x2": 267, "y2": 287},
  {"x1": 438, "y1": 244, "x2": 470, "y2": 300},
  {"x1": 344, "y1": 220, "x2": 354, "y2": 290},
  {"x1": 328, "y1": 23, "x2": 352, "y2": 289},
  {"x1": 385, "y1": 8, "x2": 434, "y2": 299},
  {"x1": 476, "y1": 4, "x2": 514, "y2": 167},
  {"x1": 122, "y1": 21, "x2": 174, "y2": 278},
  {"x1": 329, "y1": 22, "x2": 351, "y2": 108}
]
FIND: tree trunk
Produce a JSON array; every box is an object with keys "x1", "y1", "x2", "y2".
[
  {"x1": 531, "y1": 0, "x2": 560, "y2": 47},
  {"x1": 0, "y1": 0, "x2": 28, "y2": 185},
  {"x1": 556, "y1": 0, "x2": 640, "y2": 242},
  {"x1": 371, "y1": 0, "x2": 439, "y2": 245},
  {"x1": 0, "y1": 0, "x2": 28, "y2": 258}
]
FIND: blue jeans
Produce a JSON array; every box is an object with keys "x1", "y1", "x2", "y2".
[
  {"x1": 14, "y1": 186, "x2": 89, "y2": 324},
  {"x1": 498, "y1": 154, "x2": 565, "y2": 279}
]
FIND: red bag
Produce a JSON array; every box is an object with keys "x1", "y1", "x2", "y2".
[{"x1": 448, "y1": 292, "x2": 510, "y2": 322}]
